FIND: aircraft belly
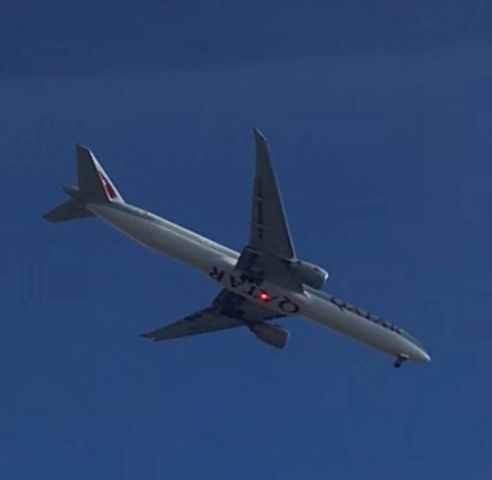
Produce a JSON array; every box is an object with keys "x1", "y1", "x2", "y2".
[
  {"x1": 203, "y1": 262, "x2": 420, "y2": 359},
  {"x1": 300, "y1": 294, "x2": 419, "y2": 358},
  {"x1": 88, "y1": 204, "x2": 235, "y2": 273}
]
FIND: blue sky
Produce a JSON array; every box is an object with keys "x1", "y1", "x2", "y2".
[{"x1": 1, "y1": 1, "x2": 492, "y2": 478}]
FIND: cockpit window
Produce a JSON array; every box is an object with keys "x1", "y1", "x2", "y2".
[{"x1": 400, "y1": 329, "x2": 423, "y2": 348}]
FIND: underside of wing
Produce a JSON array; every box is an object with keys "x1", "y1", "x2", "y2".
[
  {"x1": 139, "y1": 307, "x2": 243, "y2": 341},
  {"x1": 140, "y1": 289, "x2": 289, "y2": 348},
  {"x1": 239, "y1": 129, "x2": 304, "y2": 292},
  {"x1": 250, "y1": 128, "x2": 296, "y2": 259}
]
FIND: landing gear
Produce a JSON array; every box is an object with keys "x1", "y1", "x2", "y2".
[{"x1": 394, "y1": 354, "x2": 409, "y2": 368}]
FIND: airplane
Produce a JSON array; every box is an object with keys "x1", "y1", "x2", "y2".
[{"x1": 43, "y1": 128, "x2": 430, "y2": 368}]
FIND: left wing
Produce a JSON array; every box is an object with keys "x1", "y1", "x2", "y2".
[
  {"x1": 250, "y1": 128, "x2": 296, "y2": 259},
  {"x1": 140, "y1": 289, "x2": 288, "y2": 348},
  {"x1": 235, "y1": 128, "x2": 303, "y2": 292}
]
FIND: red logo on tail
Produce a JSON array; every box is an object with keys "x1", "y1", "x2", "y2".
[{"x1": 98, "y1": 172, "x2": 118, "y2": 200}]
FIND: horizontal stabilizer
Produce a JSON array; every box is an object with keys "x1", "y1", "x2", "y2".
[
  {"x1": 42, "y1": 199, "x2": 93, "y2": 223},
  {"x1": 43, "y1": 145, "x2": 124, "y2": 224}
]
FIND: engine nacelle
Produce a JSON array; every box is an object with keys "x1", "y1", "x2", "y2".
[
  {"x1": 292, "y1": 260, "x2": 329, "y2": 289},
  {"x1": 249, "y1": 323, "x2": 289, "y2": 349}
]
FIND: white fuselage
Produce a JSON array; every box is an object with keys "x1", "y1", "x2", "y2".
[{"x1": 88, "y1": 202, "x2": 430, "y2": 363}]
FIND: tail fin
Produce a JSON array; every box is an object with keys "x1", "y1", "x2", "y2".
[
  {"x1": 43, "y1": 145, "x2": 124, "y2": 223},
  {"x1": 76, "y1": 145, "x2": 124, "y2": 204}
]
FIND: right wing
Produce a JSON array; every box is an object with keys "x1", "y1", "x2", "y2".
[
  {"x1": 140, "y1": 289, "x2": 288, "y2": 348},
  {"x1": 139, "y1": 307, "x2": 243, "y2": 340}
]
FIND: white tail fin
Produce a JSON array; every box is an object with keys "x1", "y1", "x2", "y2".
[
  {"x1": 43, "y1": 145, "x2": 124, "y2": 223},
  {"x1": 76, "y1": 145, "x2": 124, "y2": 203}
]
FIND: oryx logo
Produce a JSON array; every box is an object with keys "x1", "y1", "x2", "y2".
[{"x1": 98, "y1": 171, "x2": 118, "y2": 200}]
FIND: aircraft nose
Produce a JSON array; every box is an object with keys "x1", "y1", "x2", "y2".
[{"x1": 416, "y1": 349, "x2": 431, "y2": 363}]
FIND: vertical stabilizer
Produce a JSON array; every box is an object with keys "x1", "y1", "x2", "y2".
[
  {"x1": 43, "y1": 145, "x2": 124, "y2": 223},
  {"x1": 76, "y1": 145, "x2": 124, "y2": 203}
]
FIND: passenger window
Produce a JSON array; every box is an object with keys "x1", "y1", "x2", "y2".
[
  {"x1": 333, "y1": 298, "x2": 345, "y2": 308},
  {"x1": 356, "y1": 308, "x2": 368, "y2": 317}
]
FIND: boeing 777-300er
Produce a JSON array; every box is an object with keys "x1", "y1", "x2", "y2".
[{"x1": 43, "y1": 128, "x2": 430, "y2": 368}]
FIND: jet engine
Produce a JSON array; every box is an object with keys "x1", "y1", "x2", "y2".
[
  {"x1": 249, "y1": 323, "x2": 289, "y2": 349},
  {"x1": 291, "y1": 260, "x2": 329, "y2": 289}
]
